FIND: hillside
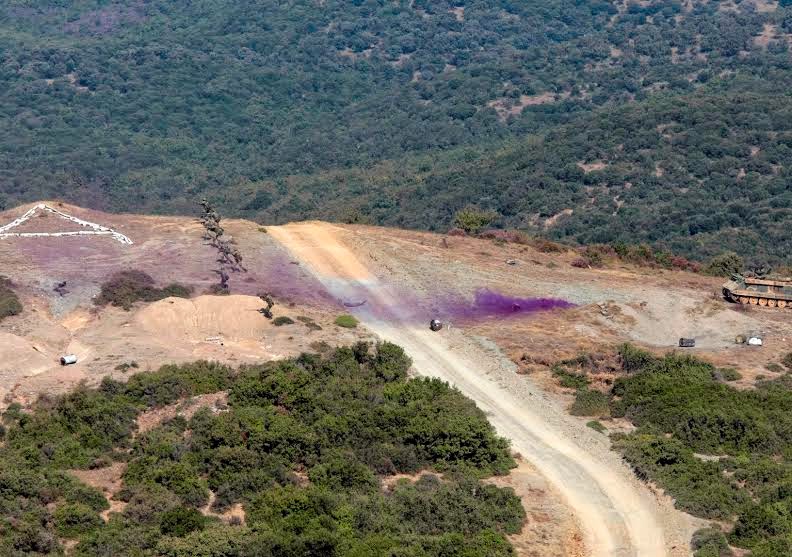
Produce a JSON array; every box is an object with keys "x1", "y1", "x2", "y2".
[
  {"x1": 2, "y1": 0, "x2": 792, "y2": 262},
  {"x1": 4, "y1": 202, "x2": 792, "y2": 554}
]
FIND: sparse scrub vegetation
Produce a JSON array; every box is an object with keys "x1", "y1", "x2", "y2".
[
  {"x1": 550, "y1": 364, "x2": 589, "y2": 390},
  {"x1": 272, "y1": 316, "x2": 294, "y2": 326},
  {"x1": 0, "y1": 343, "x2": 524, "y2": 555},
  {"x1": 296, "y1": 316, "x2": 322, "y2": 331},
  {"x1": 94, "y1": 270, "x2": 192, "y2": 310},
  {"x1": 0, "y1": 276, "x2": 22, "y2": 321}
]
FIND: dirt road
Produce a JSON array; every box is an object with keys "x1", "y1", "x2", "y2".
[{"x1": 270, "y1": 221, "x2": 689, "y2": 557}]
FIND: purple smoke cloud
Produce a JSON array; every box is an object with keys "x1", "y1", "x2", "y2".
[{"x1": 425, "y1": 288, "x2": 575, "y2": 324}]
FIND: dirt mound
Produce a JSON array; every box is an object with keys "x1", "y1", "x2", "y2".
[
  {"x1": 134, "y1": 295, "x2": 268, "y2": 341},
  {"x1": 0, "y1": 332, "x2": 56, "y2": 400}
]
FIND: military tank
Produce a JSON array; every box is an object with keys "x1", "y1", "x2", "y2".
[{"x1": 722, "y1": 274, "x2": 792, "y2": 308}]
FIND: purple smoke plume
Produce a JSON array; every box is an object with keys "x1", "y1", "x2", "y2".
[{"x1": 432, "y1": 288, "x2": 575, "y2": 322}]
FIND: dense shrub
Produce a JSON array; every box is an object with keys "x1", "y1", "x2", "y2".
[
  {"x1": 570, "y1": 389, "x2": 609, "y2": 417},
  {"x1": 159, "y1": 507, "x2": 207, "y2": 537},
  {"x1": 334, "y1": 314, "x2": 358, "y2": 328},
  {"x1": 54, "y1": 503, "x2": 103, "y2": 538},
  {"x1": 453, "y1": 207, "x2": 498, "y2": 235},
  {"x1": 691, "y1": 527, "x2": 733, "y2": 557},
  {"x1": 95, "y1": 270, "x2": 192, "y2": 310},
  {"x1": 704, "y1": 252, "x2": 744, "y2": 277},
  {"x1": 272, "y1": 316, "x2": 295, "y2": 326},
  {"x1": 0, "y1": 276, "x2": 22, "y2": 321}
]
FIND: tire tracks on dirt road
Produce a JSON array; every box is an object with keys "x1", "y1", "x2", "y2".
[{"x1": 269, "y1": 222, "x2": 685, "y2": 557}]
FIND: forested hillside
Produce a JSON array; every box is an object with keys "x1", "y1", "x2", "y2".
[{"x1": 2, "y1": 0, "x2": 791, "y2": 262}]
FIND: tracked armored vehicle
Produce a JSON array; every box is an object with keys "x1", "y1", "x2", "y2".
[{"x1": 722, "y1": 274, "x2": 792, "y2": 308}]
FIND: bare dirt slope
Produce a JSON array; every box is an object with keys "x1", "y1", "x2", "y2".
[
  {"x1": 0, "y1": 202, "x2": 367, "y2": 406},
  {"x1": 269, "y1": 222, "x2": 703, "y2": 557}
]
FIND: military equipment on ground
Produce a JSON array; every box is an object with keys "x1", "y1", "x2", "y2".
[
  {"x1": 678, "y1": 338, "x2": 695, "y2": 348},
  {"x1": 722, "y1": 274, "x2": 792, "y2": 308},
  {"x1": 430, "y1": 319, "x2": 443, "y2": 331}
]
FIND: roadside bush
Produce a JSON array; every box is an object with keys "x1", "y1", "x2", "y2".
[
  {"x1": 0, "y1": 276, "x2": 22, "y2": 321},
  {"x1": 272, "y1": 316, "x2": 295, "y2": 326},
  {"x1": 334, "y1": 314, "x2": 358, "y2": 328},
  {"x1": 95, "y1": 270, "x2": 192, "y2": 310},
  {"x1": 586, "y1": 420, "x2": 606, "y2": 433},
  {"x1": 691, "y1": 527, "x2": 733, "y2": 557},
  {"x1": 570, "y1": 389, "x2": 609, "y2": 416}
]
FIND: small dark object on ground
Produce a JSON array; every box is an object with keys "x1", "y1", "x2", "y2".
[
  {"x1": 54, "y1": 281, "x2": 68, "y2": 297},
  {"x1": 343, "y1": 300, "x2": 366, "y2": 308},
  {"x1": 430, "y1": 319, "x2": 443, "y2": 331},
  {"x1": 679, "y1": 338, "x2": 696, "y2": 348},
  {"x1": 60, "y1": 355, "x2": 77, "y2": 365},
  {"x1": 505, "y1": 259, "x2": 517, "y2": 265}
]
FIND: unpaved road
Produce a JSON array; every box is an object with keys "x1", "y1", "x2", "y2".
[{"x1": 270, "y1": 222, "x2": 692, "y2": 557}]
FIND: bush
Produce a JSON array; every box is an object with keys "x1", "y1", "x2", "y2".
[
  {"x1": 570, "y1": 389, "x2": 609, "y2": 417},
  {"x1": 551, "y1": 365, "x2": 589, "y2": 389},
  {"x1": 781, "y1": 353, "x2": 792, "y2": 371},
  {"x1": 717, "y1": 368, "x2": 742, "y2": 381},
  {"x1": 160, "y1": 507, "x2": 207, "y2": 537},
  {"x1": 334, "y1": 314, "x2": 358, "y2": 328},
  {"x1": 54, "y1": 503, "x2": 102, "y2": 538},
  {"x1": 95, "y1": 270, "x2": 192, "y2": 310},
  {"x1": 453, "y1": 207, "x2": 498, "y2": 235},
  {"x1": 705, "y1": 252, "x2": 743, "y2": 277},
  {"x1": 692, "y1": 527, "x2": 733, "y2": 557},
  {"x1": 0, "y1": 276, "x2": 22, "y2": 321},
  {"x1": 586, "y1": 420, "x2": 606, "y2": 433},
  {"x1": 272, "y1": 316, "x2": 295, "y2": 326}
]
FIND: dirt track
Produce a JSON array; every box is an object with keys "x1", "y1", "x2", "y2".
[{"x1": 270, "y1": 222, "x2": 693, "y2": 557}]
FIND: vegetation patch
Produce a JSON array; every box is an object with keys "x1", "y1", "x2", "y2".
[
  {"x1": 586, "y1": 420, "x2": 606, "y2": 434},
  {"x1": 551, "y1": 364, "x2": 590, "y2": 390},
  {"x1": 0, "y1": 343, "x2": 524, "y2": 555},
  {"x1": 606, "y1": 345, "x2": 792, "y2": 554},
  {"x1": 570, "y1": 388, "x2": 609, "y2": 417},
  {"x1": 334, "y1": 314, "x2": 359, "y2": 328},
  {"x1": 0, "y1": 276, "x2": 22, "y2": 322},
  {"x1": 272, "y1": 316, "x2": 295, "y2": 326},
  {"x1": 95, "y1": 270, "x2": 192, "y2": 310}
]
